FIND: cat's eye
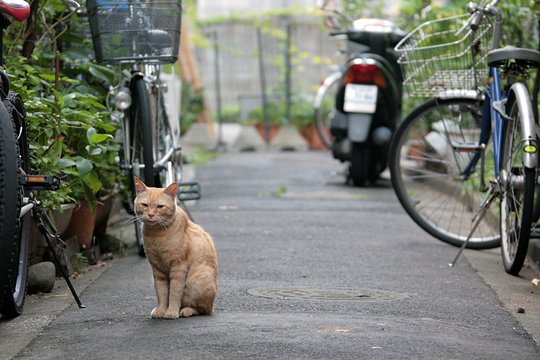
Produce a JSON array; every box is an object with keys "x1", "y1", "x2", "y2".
[
  {"x1": 157, "y1": 205, "x2": 165, "y2": 209},
  {"x1": 141, "y1": 203, "x2": 149, "y2": 208}
]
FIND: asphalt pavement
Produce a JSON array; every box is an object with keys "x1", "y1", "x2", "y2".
[{"x1": 1, "y1": 150, "x2": 540, "y2": 359}]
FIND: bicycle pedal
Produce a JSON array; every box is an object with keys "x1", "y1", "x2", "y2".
[
  {"x1": 178, "y1": 182, "x2": 201, "y2": 201},
  {"x1": 20, "y1": 175, "x2": 60, "y2": 191}
]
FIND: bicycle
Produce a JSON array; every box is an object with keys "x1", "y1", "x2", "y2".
[
  {"x1": 0, "y1": 0, "x2": 84, "y2": 319},
  {"x1": 389, "y1": 0, "x2": 540, "y2": 275},
  {"x1": 86, "y1": 0, "x2": 200, "y2": 257}
]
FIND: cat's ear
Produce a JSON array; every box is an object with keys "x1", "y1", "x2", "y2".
[
  {"x1": 163, "y1": 182, "x2": 178, "y2": 199},
  {"x1": 134, "y1": 176, "x2": 147, "y2": 194}
]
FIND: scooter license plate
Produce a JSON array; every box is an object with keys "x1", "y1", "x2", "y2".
[{"x1": 343, "y1": 84, "x2": 378, "y2": 113}]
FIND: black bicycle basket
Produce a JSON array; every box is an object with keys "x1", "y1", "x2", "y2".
[{"x1": 86, "y1": 0, "x2": 181, "y2": 64}]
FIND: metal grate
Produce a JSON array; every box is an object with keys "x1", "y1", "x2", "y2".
[{"x1": 247, "y1": 287, "x2": 409, "y2": 301}]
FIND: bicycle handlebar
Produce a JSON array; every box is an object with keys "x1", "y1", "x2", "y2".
[{"x1": 454, "y1": 0, "x2": 502, "y2": 49}]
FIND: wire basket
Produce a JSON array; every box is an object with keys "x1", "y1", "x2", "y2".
[
  {"x1": 86, "y1": 0, "x2": 182, "y2": 64},
  {"x1": 395, "y1": 14, "x2": 493, "y2": 98}
]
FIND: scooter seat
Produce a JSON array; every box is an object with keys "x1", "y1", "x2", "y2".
[{"x1": 487, "y1": 46, "x2": 540, "y2": 68}]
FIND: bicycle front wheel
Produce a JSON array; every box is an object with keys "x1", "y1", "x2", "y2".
[
  {"x1": 130, "y1": 76, "x2": 156, "y2": 187},
  {"x1": 500, "y1": 93, "x2": 536, "y2": 275},
  {"x1": 389, "y1": 97, "x2": 500, "y2": 249},
  {"x1": 128, "y1": 75, "x2": 155, "y2": 257}
]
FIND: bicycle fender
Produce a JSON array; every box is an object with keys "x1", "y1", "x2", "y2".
[
  {"x1": 508, "y1": 82, "x2": 538, "y2": 169},
  {"x1": 348, "y1": 113, "x2": 373, "y2": 142}
]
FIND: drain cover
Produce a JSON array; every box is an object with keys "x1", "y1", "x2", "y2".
[{"x1": 247, "y1": 287, "x2": 408, "y2": 301}]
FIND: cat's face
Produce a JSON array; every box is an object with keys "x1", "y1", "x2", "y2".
[{"x1": 134, "y1": 177, "x2": 178, "y2": 227}]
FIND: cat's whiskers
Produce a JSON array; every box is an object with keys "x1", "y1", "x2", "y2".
[{"x1": 123, "y1": 216, "x2": 139, "y2": 225}]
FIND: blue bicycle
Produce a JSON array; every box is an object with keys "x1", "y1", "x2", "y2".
[{"x1": 389, "y1": 0, "x2": 540, "y2": 275}]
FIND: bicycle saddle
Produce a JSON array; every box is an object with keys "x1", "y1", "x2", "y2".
[
  {"x1": 0, "y1": 0, "x2": 30, "y2": 22},
  {"x1": 488, "y1": 46, "x2": 540, "y2": 68}
]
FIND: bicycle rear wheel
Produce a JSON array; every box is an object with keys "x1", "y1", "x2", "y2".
[
  {"x1": 500, "y1": 94, "x2": 536, "y2": 275},
  {"x1": 389, "y1": 97, "x2": 500, "y2": 249},
  {"x1": 128, "y1": 75, "x2": 155, "y2": 257},
  {"x1": 0, "y1": 96, "x2": 29, "y2": 318}
]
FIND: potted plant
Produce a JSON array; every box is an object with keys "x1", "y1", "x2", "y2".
[
  {"x1": 248, "y1": 101, "x2": 284, "y2": 142},
  {"x1": 6, "y1": 11, "x2": 121, "y2": 260},
  {"x1": 288, "y1": 93, "x2": 327, "y2": 150}
]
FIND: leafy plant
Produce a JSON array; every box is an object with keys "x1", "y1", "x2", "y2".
[
  {"x1": 71, "y1": 252, "x2": 89, "y2": 273},
  {"x1": 215, "y1": 104, "x2": 241, "y2": 123},
  {"x1": 4, "y1": 1, "x2": 121, "y2": 211},
  {"x1": 247, "y1": 92, "x2": 315, "y2": 128},
  {"x1": 248, "y1": 100, "x2": 285, "y2": 126}
]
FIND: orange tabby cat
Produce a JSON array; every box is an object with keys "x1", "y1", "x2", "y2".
[{"x1": 134, "y1": 177, "x2": 218, "y2": 319}]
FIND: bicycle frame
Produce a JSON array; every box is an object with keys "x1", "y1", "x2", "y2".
[{"x1": 488, "y1": 66, "x2": 504, "y2": 176}]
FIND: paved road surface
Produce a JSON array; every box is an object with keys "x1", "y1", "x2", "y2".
[{"x1": 1, "y1": 151, "x2": 539, "y2": 359}]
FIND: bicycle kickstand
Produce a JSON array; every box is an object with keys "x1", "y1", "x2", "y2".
[
  {"x1": 33, "y1": 206, "x2": 86, "y2": 309},
  {"x1": 448, "y1": 181, "x2": 499, "y2": 267}
]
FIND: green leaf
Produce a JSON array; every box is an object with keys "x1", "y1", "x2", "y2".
[
  {"x1": 82, "y1": 171, "x2": 102, "y2": 194},
  {"x1": 48, "y1": 140, "x2": 63, "y2": 163},
  {"x1": 88, "y1": 64, "x2": 117, "y2": 84},
  {"x1": 86, "y1": 127, "x2": 97, "y2": 144},
  {"x1": 92, "y1": 134, "x2": 112, "y2": 144},
  {"x1": 56, "y1": 158, "x2": 76, "y2": 169},
  {"x1": 75, "y1": 157, "x2": 93, "y2": 176},
  {"x1": 40, "y1": 73, "x2": 56, "y2": 82},
  {"x1": 89, "y1": 147, "x2": 103, "y2": 155}
]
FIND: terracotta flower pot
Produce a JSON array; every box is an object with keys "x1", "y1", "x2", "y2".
[
  {"x1": 299, "y1": 124, "x2": 329, "y2": 150},
  {"x1": 63, "y1": 201, "x2": 98, "y2": 250},
  {"x1": 255, "y1": 123, "x2": 280, "y2": 142}
]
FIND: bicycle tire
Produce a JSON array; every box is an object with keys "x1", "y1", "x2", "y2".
[
  {"x1": 389, "y1": 97, "x2": 500, "y2": 249},
  {"x1": 314, "y1": 72, "x2": 340, "y2": 149},
  {"x1": 499, "y1": 93, "x2": 536, "y2": 276},
  {"x1": 129, "y1": 75, "x2": 155, "y2": 257},
  {"x1": 0, "y1": 97, "x2": 28, "y2": 318},
  {"x1": 130, "y1": 76, "x2": 155, "y2": 186}
]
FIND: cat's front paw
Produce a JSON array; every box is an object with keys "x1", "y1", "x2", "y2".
[
  {"x1": 151, "y1": 307, "x2": 167, "y2": 319},
  {"x1": 163, "y1": 309, "x2": 180, "y2": 319}
]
